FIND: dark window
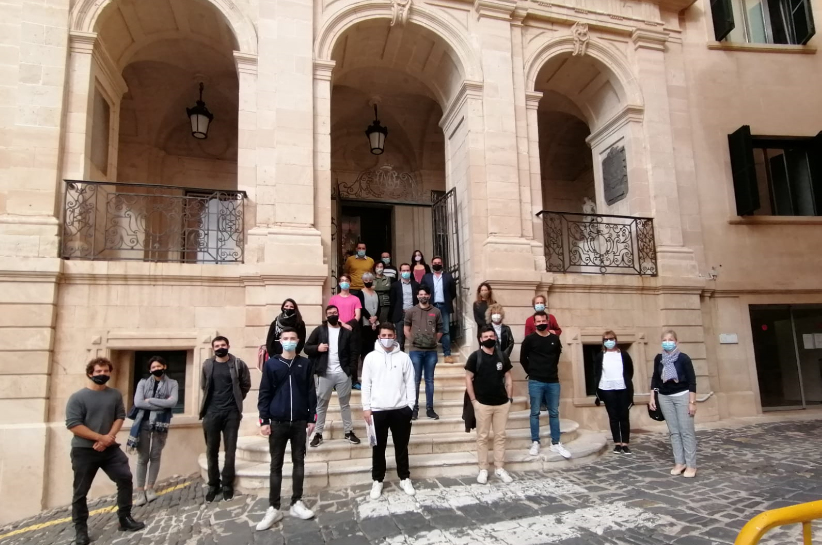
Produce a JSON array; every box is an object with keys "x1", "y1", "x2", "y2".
[
  {"x1": 132, "y1": 350, "x2": 187, "y2": 414},
  {"x1": 582, "y1": 343, "x2": 631, "y2": 397},
  {"x1": 729, "y1": 127, "x2": 822, "y2": 217},
  {"x1": 720, "y1": 0, "x2": 815, "y2": 44}
]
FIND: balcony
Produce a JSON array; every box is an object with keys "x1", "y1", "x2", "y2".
[
  {"x1": 537, "y1": 210, "x2": 657, "y2": 276},
  {"x1": 61, "y1": 180, "x2": 246, "y2": 264}
]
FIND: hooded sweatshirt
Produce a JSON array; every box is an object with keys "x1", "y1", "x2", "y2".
[{"x1": 361, "y1": 340, "x2": 415, "y2": 412}]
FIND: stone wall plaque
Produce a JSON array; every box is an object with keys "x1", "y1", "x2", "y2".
[{"x1": 602, "y1": 145, "x2": 628, "y2": 206}]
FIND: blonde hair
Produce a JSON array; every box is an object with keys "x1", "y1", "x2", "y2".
[
  {"x1": 532, "y1": 294, "x2": 546, "y2": 306},
  {"x1": 601, "y1": 330, "x2": 619, "y2": 352},
  {"x1": 661, "y1": 329, "x2": 678, "y2": 341},
  {"x1": 485, "y1": 303, "x2": 505, "y2": 323}
]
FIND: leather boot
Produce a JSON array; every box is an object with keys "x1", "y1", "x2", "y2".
[
  {"x1": 75, "y1": 525, "x2": 91, "y2": 545},
  {"x1": 118, "y1": 515, "x2": 146, "y2": 532}
]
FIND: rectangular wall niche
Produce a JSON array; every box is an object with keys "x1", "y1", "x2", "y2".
[{"x1": 603, "y1": 145, "x2": 628, "y2": 205}]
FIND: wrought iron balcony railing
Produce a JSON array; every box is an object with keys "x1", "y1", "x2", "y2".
[
  {"x1": 62, "y1": 180, "x2": 246, "y2": 264},
  {"x1": 537, "y1": 210, "x2": 657, "y2": 276}
]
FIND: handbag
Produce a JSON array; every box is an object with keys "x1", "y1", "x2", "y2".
[{"x1": 647, "y1": 389, "x2": 665, "y2": 422}]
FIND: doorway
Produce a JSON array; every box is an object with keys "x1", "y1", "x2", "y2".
[
  {"x1": 339, "y1": 203, "x2": 393, "y2": 263},
  {"x1": 750, "y1": 304, "x2": 822, "y2": 410}
]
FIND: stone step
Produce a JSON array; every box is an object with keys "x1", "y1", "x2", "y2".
[
  {"x1": 345, "y1": 385, "x2": 472, "y2": 403},
  {"x1": 236, "y1": 420, "x2": 580, "y2": 463},
  {"x1": 320, "y1": 396, "x2": 529, "y2": 420},
  {"x1": 197, "y1": 429, "x2": 607, "y2": 495}
]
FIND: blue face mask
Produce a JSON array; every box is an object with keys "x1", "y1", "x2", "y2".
[
  {"x1": 357, "y1": 250, "x2": 366, "y2": 258},
  {"x1": 534, "y1": 304, "x2": 545, "y2": 312},
  {"x1": 382, "y1": 258, "x2": 390, "y2": 264},
  {"x1": 281, "y1": 340, "x2": 298, "y2": 352},
  {"x1": 340, "y1": 282, "x2": 350, "y2": 290},
  {"x1": 603, "y1": 340, "x2": 616, "y2": 350},
  {"x1": 662, "y1": 340, "x2": 676, "y2": 352},
  {"x1": 401, "y1": 271, "x2": 411, "y2": 280}
]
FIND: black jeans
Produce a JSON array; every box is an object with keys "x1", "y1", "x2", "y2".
[
  {"x1": 598, "y1": 388, "x2": 631, "y2": 444},
  {"x1": 203, "y1": 409, "x2": 241, "y2": 489},
  {"x1": 268, "y1": 421, "x2": 307, "y2": 509},
  {"x1": 350, "y1": 322, "x2": 362, "y2": 384},
  {"x1": 372, "y1": 407, "x2": 413, "y2": 482},
  {"x1": 71, "y1": 446, "x2": 133, "y2": 528}
]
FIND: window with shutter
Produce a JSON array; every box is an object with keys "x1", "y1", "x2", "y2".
[
  {"x1": 712, "y1": 0, "x2": 736, "y2": 40},
  {"x1": 728, "y1": 126, "x2": 760, "y2": 216},
  {"x1": 809, "y1": 132, "x2": 822, "y2": 214},
  {"x1": 720, "y1": 0, "x2": 815, "y2": 44},
  {"x1": 789, "y1": 0, "x2": 816, "y2": 44}
]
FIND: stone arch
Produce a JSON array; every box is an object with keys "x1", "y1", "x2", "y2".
[
  {"x1": 524, "y1": 35, "x2": 643, "y2": 110},
  {"x1": 314, "y1": 1, "x2": 482, "y2": 84},
  {"x1": 69, "y1": 0, "x2": 258, "y2": 55}
]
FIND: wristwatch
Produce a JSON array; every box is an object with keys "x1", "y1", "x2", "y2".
[{"x1": 508, "y1": 397, "x2": 514, "y2": 403}]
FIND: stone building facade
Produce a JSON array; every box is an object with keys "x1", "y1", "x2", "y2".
[{"x1": 1, "y1": 0, "x2": 821, "y2": 524}]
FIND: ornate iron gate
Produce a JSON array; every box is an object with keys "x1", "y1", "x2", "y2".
[{"x1": 431, "y1": 188, "x2": 463, "y2": 340}]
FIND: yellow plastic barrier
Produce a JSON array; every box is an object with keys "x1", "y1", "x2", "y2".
[{"x1": 735, "y1": 500, "x2": 822, "y2": 545}]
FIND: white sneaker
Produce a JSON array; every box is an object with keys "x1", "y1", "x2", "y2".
[
  {"x1": 134, "y1": 491, "x2": 147, "y2": 507},
  {"x1": 145, "y1": 488, "x2": 158, "y2": 503},
  {"x1": 400, "y1": 479, "x2": 416, "y2": 496},
  {"x1": 477, "y1": 470, "x2": 488, "y2": 484},
  {"x1": 255, "y1": 507, "x2": 283, "y2": 531},
  {"x1": 370, "y1": 481, "x2": 383, "y2": 500},
  {"x1": 550, "y1": 442, "x2": 572, "y2": 459},
  {"x1": 529, "y1": 441, "x2": 540, "y2": 456},
  {"x1": 495, "y1": 468, "x2": 514, "y2": 483},
  {"x1": 289, "y1": 500, "x2": 315, "y2": 520}
]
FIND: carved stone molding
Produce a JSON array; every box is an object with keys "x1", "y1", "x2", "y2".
[
  {"x1": 338, "y1": 165, "x2": 426, "y2": 204},
  {"x1": 571, "y1": 22, "x2": 589, "y2": 56},
  {"x1": 390, "y1": 0, "x2": 412, "y2": 26}
]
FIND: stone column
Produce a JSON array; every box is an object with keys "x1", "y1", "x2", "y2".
[
  {"x1": 313, "y1": 60, "x2": 335, "y2": 288},
  {"x1": 525, "y1": 91, "x2": 546, "y2": 271},
  {"x1": 510, "y1": 9, "x2": 533, "y2": 242},
  {"x1": 234, "y1": 52, "x2": 260, "y2": 260}
]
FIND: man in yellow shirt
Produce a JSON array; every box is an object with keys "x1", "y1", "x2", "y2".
[{"x1": 344, "y1": 242, "x2": 374, "y2": 293}]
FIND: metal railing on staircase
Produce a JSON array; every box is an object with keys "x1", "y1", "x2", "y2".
[{"x1": 735, "y1": 500, "x2": 822, "y2": 544}]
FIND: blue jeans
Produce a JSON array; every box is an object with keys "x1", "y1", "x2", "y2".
[
  {"x1": 410, "y1": 351, "x2": 438, "y2": 410},
  {"x1": 434, "y1": 302, "x2": 451, "y2": 356},
  {"x1": 529, "y1": 381, "x2": 561, "y2": 444}
]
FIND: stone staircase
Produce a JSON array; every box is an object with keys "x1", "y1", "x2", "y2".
[{"x1": 198, "y1": 356, "x2": 607, "y2": 494}]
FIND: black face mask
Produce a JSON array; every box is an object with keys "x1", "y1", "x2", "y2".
[
  {"x1": 481, "y1": 338, "x2": 497, "y2": 349},
  {"x1": 214, "y1": 348, "x2": 229, "y2": 357},
  {"x1": 432, "y1": 264, "x2": 443, "y2": 272},
  {"x1": 536, "y1": 324, "x2": 549, "y2": 332},
  {"x1": 327, "y1": 315, "x2": 340, "y2": 325},
  {"x1": 151, "y1": 369, "x2": 165, "y2": 377},
  {"x1": 283, "y1": 308, "x2": 295, "y2": 317},
  {"x1": 363, "y1": 282, "x2": 373, "y2": 288},
  {"x1": 90, "y1": 375, "x2": 110, "y2": 385}
]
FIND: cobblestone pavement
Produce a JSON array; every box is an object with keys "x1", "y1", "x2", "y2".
[{"x1": 2, "y1": 419, "x2": 821, "y2": 545}]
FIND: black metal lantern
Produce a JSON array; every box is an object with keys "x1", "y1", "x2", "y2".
[
  {"x1": 186, "y1": 82, "x2": 213, "y2": 139},
  {"x1": 365, "y1": 104, "x2": 388, "y2": 155}
]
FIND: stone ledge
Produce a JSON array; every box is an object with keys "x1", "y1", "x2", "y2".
[{"x1": 707, "y1": 41, "x2": 817, "y2": 54}]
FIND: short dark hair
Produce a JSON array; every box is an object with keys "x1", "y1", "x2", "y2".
[
  {"x1": 339, "y1": 274, "x2": 350, "y2": 282},
  {"x1": 86, "y1": 357, "x2": 113, "y2": 376},
  {"x1": 533, "y1": 311, "x2": 548, "y2": 321},
  {"x1": 378, "y1": 322, "x2": 396, "y2": 333},
  {"x1": 148, "y1": 356, "x2": 167, "y2": 368},
  {"x1": 280, "y1": 327, "x2": 298, "y2": 337},
  {"x1": 432, "y1": 255, "x2": 443, "y2": 262},
  {"x1": 479, "y1": 325, "x2": 497, "y2": 337},
  {"x1": 212, "y1": 336, "x2": 229, "y2": 346},
  {"x1": 399, "y1": 262, "x2": 411, "y2": 270},
  {"x1": 325, "y1": 304, "x2": 339, "y2": 313},
  {"x1": 418, "y1": 286, "x2": 431, "y2": 295}
]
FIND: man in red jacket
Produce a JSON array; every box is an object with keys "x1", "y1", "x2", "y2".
[{"x1": 523, "y1": 295, "x2": 562, "y2": 337}]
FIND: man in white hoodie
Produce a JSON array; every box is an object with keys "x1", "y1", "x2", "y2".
[{"x1": 361, "y1": 322, "x2": 417, "y2": 500}]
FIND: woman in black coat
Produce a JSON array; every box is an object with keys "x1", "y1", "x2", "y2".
[
  {"x1": 593, "y1": 330, "x2": 634, "y2": 454},
  {"x1": 485, "y1": 303, "x2": 514, "y2": 358},
  {"x1": 265, "y1": 299, "x2": 306, "y2": 356}
]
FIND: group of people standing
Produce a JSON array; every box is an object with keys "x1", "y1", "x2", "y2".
[{"x1": 63, "y1": 272, "x2": 699, "y2": 543}]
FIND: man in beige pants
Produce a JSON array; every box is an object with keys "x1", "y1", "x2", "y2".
[{"x1": 465, "y1": 325, "x2": 514, "y2": 484}]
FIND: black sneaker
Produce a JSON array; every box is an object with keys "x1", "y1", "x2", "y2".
[
  {"x1": 426, "y1": 408, "x2": 439, "y2": 420},
  {"x1": 75, "y1": 526, "x2": 91, "y2": 545},
  {"x1": 310, "y1": 433, "x2": 323, "y2": 447},
  {"x1": 206, "y1": 486, "x2": 220, "y2": 502},
  {"x1": 118, "y1": 516, "x2": 145, "y2": 532},
  {"x1": 222, "y1": 486, "x2": 234, "y2": 501},
  {"x1": 411, "y1": 407, "x2": 418, "y2": 421},
  {"x1": 345, "y1": 431, "x2": 361, "y2": 444},
  {"x1": 621, "y1": 446, "x2": 632, "y2": 455},
  {"x1": 613, "y1": 445, "x2": 623, "y2": 454}
]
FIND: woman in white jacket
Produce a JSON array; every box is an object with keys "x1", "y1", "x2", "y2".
[{"x1": 361, "y1": 322, "x2": 417, "y2": 500}]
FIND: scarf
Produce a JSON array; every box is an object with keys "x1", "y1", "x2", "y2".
[
  {"x1": 660, "y1": 348, "x2": 681, "y2": 383},
  {"x1": 126, "y1": 377, "x2": 173, "y2": 453},
  {"x1": 274, "y1": 311, "x2": 298, "y2": 339}
]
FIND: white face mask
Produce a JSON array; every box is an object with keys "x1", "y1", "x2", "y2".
[
  {"x1": 491, "y1": 314, "x2": 502, "y2": 323},
  {"x1": 380, "y1": 338, "x2": 394, "y2": 348}
]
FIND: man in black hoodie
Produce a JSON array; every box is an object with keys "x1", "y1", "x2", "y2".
[{"x1": 256, "y1": 328, "x2": 317, "y2": 530}]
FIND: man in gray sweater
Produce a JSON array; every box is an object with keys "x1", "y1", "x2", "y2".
[{"x1": 66, "y1": 357, "x2": 146, "y2": 545}]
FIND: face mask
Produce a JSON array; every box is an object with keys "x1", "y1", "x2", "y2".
[
  {"x1": 327, "y1": 315, "x2": 339, "y2": 325},
  {"x1": 481, "y1": 338, "x2": 497, "y2": 349},
  {"x1": 357, "y1": 250, "x2": 366, "y2": 258},
  {"x1": 382, "y1": 258, "x2": 390, "y2": 264},
  {"x1": 536, "y1": 324, "x2": 549, "y2": 332},
  {"x1": 432, "y1": 264, "x2": 443, "y2": 272},
  {"x1": 534, "y1": 304, "x2": 545, "y2": 312},
  {"x1": 283, "y1": 308, "x2": 295, "y2": 317},
  {"x1": 281, "y1": 340, "x2": 298, "y2": 352},
  {"x1": 214, "y1": 348, "x2": 229, "y2": 357},
  {"x1": 340, "y1": 282, "x2": 350, "y2": 290},
  {"x1": 418, "y1": 296, "x2": 430, "y2": 304},
  {"x1": 375, "y1": 268, "x2": 384, "y2": 275},
  {"x1": 662, "y1": 341, "x2": 676, "y2": 352},
  {"x1": 90, "y1": 374, "x2": 110, "y2": 385},
  {"x1": 491, "y1": 314, "x2": 502, "y2": 323},
  {"x1": 414, "y1": 255, "x2": 422, "y2": 262},
  {"x1": 363, "y1": 282, "x2": 373, "y2": 288},
  {"x1": 603, "y1": 340, "x2": 617, "y2": 350},
  {"x1": 380, "y1": 338, "x2": 394, "y2": 348},
  {"x1": 401, "y1": 271, "x2": 411, "y2": 280},
  {"x1": 151, "y1": 369, "x2": 165, "y2": 377}
]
